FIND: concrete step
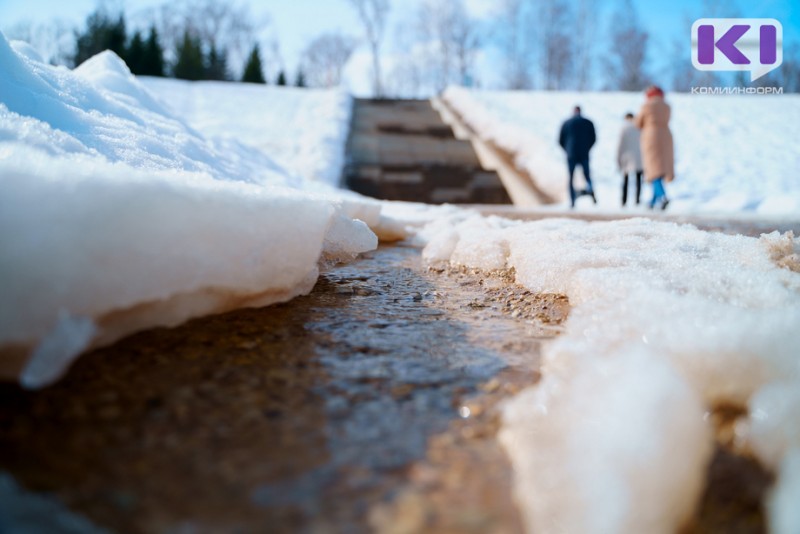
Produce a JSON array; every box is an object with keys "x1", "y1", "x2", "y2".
[{"x1": 344, "y1": 99, "x2": 511, "y2": 205}]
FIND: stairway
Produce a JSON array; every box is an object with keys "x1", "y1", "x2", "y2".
[{"x1": 344, "y1": 99, "x2": 511, "y2": 204}]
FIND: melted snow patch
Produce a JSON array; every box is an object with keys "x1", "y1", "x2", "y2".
[{"x1": 422, "y1": 214, "x2": 800, "y2": 533}]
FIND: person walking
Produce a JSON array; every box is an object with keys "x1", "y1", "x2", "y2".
[
  {"x1": 559, "y1": 106, "x2": 597, "y2": 208},
  {"x1": 617, "y1": 112, "x2": 643, "y2": 206},
  {"x1": 635, "y1": 86, "x2": 674, "y2": 210}
]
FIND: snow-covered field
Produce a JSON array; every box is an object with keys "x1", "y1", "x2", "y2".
[
  {"x1": 140, "y1": 78, "x2": 352, "y2": 187},
  {"x1": 445, "y1": 87, "x2": 800, "y2": 216},
  {"x1": 0, "y1": 33, "x2": 382, "y2": 388}
]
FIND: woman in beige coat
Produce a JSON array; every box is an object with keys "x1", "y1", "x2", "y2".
[{"x1": 635, "y1": 86, "x2": 674, "y2": 210}]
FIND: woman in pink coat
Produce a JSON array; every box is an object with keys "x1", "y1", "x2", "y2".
[{"x1": 635, "y1": 86, "x2": 674, "y2": 210}]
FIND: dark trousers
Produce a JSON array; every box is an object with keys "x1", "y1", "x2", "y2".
[
  {"x1": 622, "y1": 171, "x2": 643, "y2": 206},
  {"x1": 567, "y1": 156, "x2": 593, "y2": 207}
]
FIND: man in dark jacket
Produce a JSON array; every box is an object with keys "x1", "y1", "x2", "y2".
[{"x1": 559, "y1": 106, "x2": 597, "y2": 207}]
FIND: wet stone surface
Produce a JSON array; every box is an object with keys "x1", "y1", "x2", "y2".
[
  {"x1": 0, "y1": 245, "x2": 563, "y2": 534},
  {"x1": 0, "y1": 244, "x2": 775, "y2": 534}
]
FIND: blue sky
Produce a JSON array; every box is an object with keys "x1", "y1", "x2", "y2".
[{"x1": 1, "y1": 0, "x2": 797, "y2": 92}]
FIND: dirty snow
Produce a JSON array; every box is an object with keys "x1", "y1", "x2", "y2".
[
  {"x1": 421, "y1": 212, "x2": 800, "y2": 533},
  {"x1": 0, "y1": 32, "x2": 377, "y2": 388},
  {"x1": 444, "y1": 87, "x2": 800, "y2": 216}
]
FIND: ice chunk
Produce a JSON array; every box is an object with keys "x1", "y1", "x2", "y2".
[
  {"x1": 321, "y1": 213, "x2": 378, "y2": 264},
  {"x1": 500, "y1": 348, "x2": 712, "y2": 534}
]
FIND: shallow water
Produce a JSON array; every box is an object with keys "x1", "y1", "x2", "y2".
[{"x1": 0, "y1": 245, "x2": 558, "y2": 533}]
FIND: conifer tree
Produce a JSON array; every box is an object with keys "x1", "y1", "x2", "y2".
[
  {"x1": 173, "y1": 30, "x2": 205, "y2": 80},
  {"x1": 142, "y1": 26, "x2": 165, "y2": 77},
  {"x1": 73, "y1": 10, "x2": 128, "y2": 66},
  {"x1": 126, "y1": 30, "x2": 145, "y2": 74},
  {"x1": 295, "y1": 69, "x2": 306, "y2": 88},
  {"x1": 241, "y1": 44, "x2": 266, "y2": 83},
  {"x1": 205, "y1": 44, "x2": 229, "y2": 81},
  {"x1": 276, "y1": 70, "x2": 287, "y2": 86},
  {"x1": 108, "y1": 15, "x2": 127, "y2": 58}
]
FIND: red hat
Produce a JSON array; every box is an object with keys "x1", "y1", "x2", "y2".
[{"x1": 646, "y1": 85, "x2": 664, "y2": 98}]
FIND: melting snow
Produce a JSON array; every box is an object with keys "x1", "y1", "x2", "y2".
[
  {"x1": 421, "y1": 212, "x2": 800, "y2": 533},
  {"x1": 0, "y1": 32, "x2": 377, "y2": 388}
]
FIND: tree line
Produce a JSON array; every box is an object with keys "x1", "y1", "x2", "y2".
[
  {"x1": 70, "y1": 7, "x2": 304, "y2": 85},
  {"x1": 7, "y1": 0, "x2": 798, "y2": 94}
]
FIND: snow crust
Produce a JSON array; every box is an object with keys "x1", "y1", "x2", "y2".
[
  {"x1": 0, "y1": 33, "x2": 377, "y2": 387},
  {"x1": 421, "y1": 212, "x2": 800, "y2": 533},
  {"x1": 444, "y1": 87, "x2": 800, "y2": 216}
]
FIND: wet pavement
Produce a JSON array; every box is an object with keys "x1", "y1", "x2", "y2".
[
  {"x1": 0, "y1": 246, "x2": 565, "y2": 534},
  {"x1": 0, "y1": 242, "x2": 778, "y2": 533}
]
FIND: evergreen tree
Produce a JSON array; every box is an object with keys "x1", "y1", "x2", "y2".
[
  {"x1": 142, "y1": 26, "x2": 165, "y2": 77},
  {"x1": 295, "y1": 69, "x2": 306, "y2": 88},
  {"x1": 241, "y1": 44, "x2": 266, "y2": 83},
  {"x1": 276, "y1": 70, "x2": 287, "y2": 86},
  {"x1": 173, "y1": 30, "x2": 205, "y2": 80},
  {"x1": 126, "y1": 30, "x2": 145, "y2": 74},
  {"x1": 205, "y1": 44, "x2": 229, "y2": 81},
  {"x1": 108, "y1": 15, "x2": 127, "y2": 58},
  {"x1": 73, "y1": 10, "x2": 128, "y2": 66}
]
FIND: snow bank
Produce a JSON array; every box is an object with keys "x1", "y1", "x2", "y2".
[
  {"x1": 0, "y1": 32, "x2": 376, "y2": 388},
  {"x1": 444, "y1": 87, "x2": 800, "y2": 216},
  {"x1": 140, "y1": 77, "x2": 352, "y2": 187},
  {"x1": 422, "y1": 213, "x2": 800, "y2": 533}
]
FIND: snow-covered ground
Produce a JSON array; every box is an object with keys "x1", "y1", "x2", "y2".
[
  {"x1": 140, "y1": 78, "x2": 351, "y2": 187},
  {"x1": 419, "y1": 212, "x2": 800, "y2": 533},
  {"x1": 444, "y1": 87, "x2": 800, "y2": 216},
  {"x1": 0, "y1": 32, "x2": 381, "y2": 388}
]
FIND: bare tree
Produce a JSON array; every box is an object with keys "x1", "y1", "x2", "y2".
[
  {"x1": 302, "y1": 33, "x2": 357, "y2": 88},
  {"x1": 346, "y1": 0, "x2": 391, "y2": 97},
  {"x1": 385, "y1": 15, "x2": 425, "y2": 98},
  {"x1": 416, "y1": 0, "x2": 454, "y2": 92},
  {"x1": 414, "y1": 0, "x2": 481, "y2": 92},
  {"x1": 573, "y1": 0, "x2": 602, "y2": 90},
  {"x1": 445, "y1": 0, "x2": 481, "y2": 86},
  {"x1": 538, "y1": 0, "x2": 574, "y2": 90},
  {"x1": 604, "y1": 0, "x2": 649, "y2": 91},
  {"x1": 668, "y1": 9, "x2": 722, "y2": 92},
  {"x1": 495, "y1": 0, "x2": 533, "y2": 89}
]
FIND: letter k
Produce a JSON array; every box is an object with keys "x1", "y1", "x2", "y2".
[{"x1": 698, "y1": 24, "x2": 751, "y2": 65}]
